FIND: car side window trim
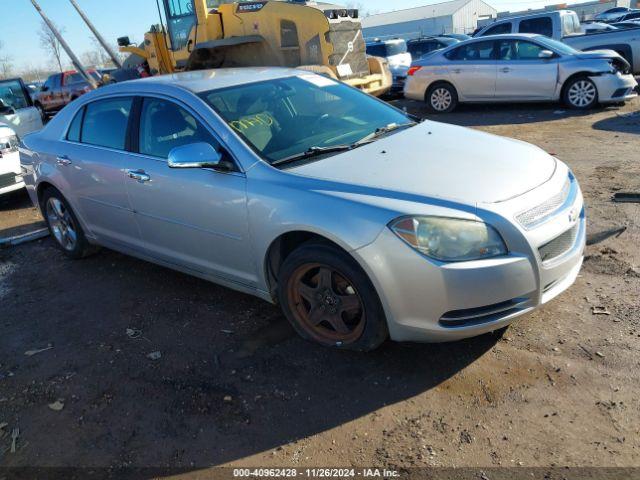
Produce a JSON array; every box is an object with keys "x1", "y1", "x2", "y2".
[{"x1": 129, "y1": 93, "x2": 244, "y2": 174}]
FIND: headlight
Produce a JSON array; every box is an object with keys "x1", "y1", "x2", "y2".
[
  {"x1": 0, "y1": 134, "x2": 19, "y2": 156},
  {"x1": 389, "y1": 216, "x2": 507, "y2": 262}
]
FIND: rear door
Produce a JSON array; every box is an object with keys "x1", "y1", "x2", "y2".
[
  {"x1": 445, "y1": 40, "x2": 497, "y2": 100},
  {"x1": 495, "y1": 39, "x2": 559, "y2": 100},
  {"x1": 123, "y1": 96, "x2": 254, "y2": 286},
  {"x1": 59, "y1": 97, "x2": 140, "y2": 247}
]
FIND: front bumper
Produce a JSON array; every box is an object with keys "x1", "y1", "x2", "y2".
[
  {"x1": 592, "y1": 72, "x2": 638, "y2": 103},
  {"x1": 353, "y1": 171, "x2": 585, "y2": 343}
]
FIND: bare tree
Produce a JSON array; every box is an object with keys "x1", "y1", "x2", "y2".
[
  {"x1": 0, "y1": 40, "x2": 14, "y2": 79},
  {"x1": 81, "y1": 37, "x2": 124, "y2": 69},
  {"x1": 38, "y1": 20, "x2": 65, "y2": 72}
]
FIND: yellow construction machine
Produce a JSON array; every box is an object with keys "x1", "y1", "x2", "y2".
[{"x1": 118, "y1": 0, "x2": 392, "y2": 96}]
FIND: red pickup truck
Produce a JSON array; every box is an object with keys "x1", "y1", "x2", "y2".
[{"x1": 34, "y1": 70, "x2": 101, "y2": 117}]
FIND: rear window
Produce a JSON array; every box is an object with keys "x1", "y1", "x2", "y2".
[
  {"x1": 366, "y1": 41, "x2": 406, "y2": 57},
  {"x1": 80, "y1": 97, "x2": 132, "y2": 150},
  {"x1": 518, "y1": 17, "x2": 553, "y2": 37}
]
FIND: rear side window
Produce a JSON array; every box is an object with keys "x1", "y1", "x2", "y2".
[
  {"x1": 482, "y1": 23, "x2": 512, "y2": 36},
  {"x1": 446, "y1": 41, "x2": 495, "y2": 60},
  {"x1": 66, "y1": 107, "x2": 84, "y2": 142},
  {"x1": 519, "y1": 17, "x2": 553, "y2": 37},
  {"x1": 81, "y1": 97, "x2": 132, "y2": 150}
]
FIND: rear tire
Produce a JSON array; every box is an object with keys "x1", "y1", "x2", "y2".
[
  {"x1": 563, "y1": 76, "x2": 598, "y2": 109},
  {"x1": 278, "y1": 242, "x2": 388, "y2": 351},
  {"x1": 425, "y1": 82, "x2": 458, "y2": 113},
  {"x1": 41, "y1": 188, "x2": 98, "y2": 259}
]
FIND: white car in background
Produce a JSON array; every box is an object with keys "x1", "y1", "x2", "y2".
[
  {"x1": 0, "y1": 123, "x2": 24, "y2": 195},
  {"x1": 366, "y1": 38, "x2": 412, "y2": 92},
  {"x1": 0, "y1": 78, "x2": 44, "y2": 137}
]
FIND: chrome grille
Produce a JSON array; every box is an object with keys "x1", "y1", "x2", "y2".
[
  {"x1": 538, "y1": 223, "x2": 579, "y2": 263},
  {"x1": 516, "y1": 176, "x2": 571, "y2": 229}
]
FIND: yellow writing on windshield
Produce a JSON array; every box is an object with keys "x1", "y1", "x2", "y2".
[{"x1": 230, "y1": 113, "x2": 274, "y2": 132}]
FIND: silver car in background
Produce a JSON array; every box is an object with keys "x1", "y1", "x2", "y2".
[
  {"x1": 404, "y1": 33, "x2": 637, "y2": 112},
  {"x1": 21, "y1": 68, "x2": 585, "y2": 351}
]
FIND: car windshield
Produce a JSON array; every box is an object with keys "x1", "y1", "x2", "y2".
[
  {"x1": 199, "y1": 75, "x2": 412, "y2": 165},
  {"x1": 535, "y1": 36, "x2": 579, "y2": 55},
  {"x1": 0, "y1": 80, "x2": 29, "y2": 110}
]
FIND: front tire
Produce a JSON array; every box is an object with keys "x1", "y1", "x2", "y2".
[
  {"x1": 41, "y1": 188, "x2": 97, "y2": 259},
  {"x1": 425, "y1": 82, "x2": 458, "y2": 113},
  {"x1": 278, "y1": 242, "x2": 388, "y2": 351},
  {"x1": 563, "y1": 76, "x2": 598, "y2": 109}
]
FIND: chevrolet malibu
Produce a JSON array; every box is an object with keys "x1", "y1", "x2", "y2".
[{"x1": 20, "y1": 68, "x2": 585, "y2": 351}]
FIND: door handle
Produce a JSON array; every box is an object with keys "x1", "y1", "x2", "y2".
[
  {"x1": 126, "y1": 169, "x2": 151, "y2": 183},
  {"x1": 501, "y1": 67, "x2": 511, "y2": 73},
  {"x1": 451, "y1": 68, "x2": 461, "y2": 74},
  {"x1": 56, "y1": 155, "x2": 72, "y2": 166}
]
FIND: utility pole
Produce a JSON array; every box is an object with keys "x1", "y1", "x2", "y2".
[
  {"x1": 69, "y1": 0, "x2": 123, "y2": 68},
  {"x1": 30, "y1": 0, "x2": 99, "y2": 89}
]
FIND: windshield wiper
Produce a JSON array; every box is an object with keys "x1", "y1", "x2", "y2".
[
  {"x1": 271, "y1": 122, "x2": 417, "y2": 167},
  {"x1": 271, "y1": 145, "x2": 354, "y2": 167},
  {"x1": 353, "y1": 121, "x2": 417, "y2": 146}
]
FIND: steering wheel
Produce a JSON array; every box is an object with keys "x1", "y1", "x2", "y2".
[{"x1": 309, "y1": 113, "x2": 331, "y2": 133}]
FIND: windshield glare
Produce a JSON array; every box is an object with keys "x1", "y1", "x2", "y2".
[{"x1": 200, "y1": 75, "x2": 412, "y2": 164}]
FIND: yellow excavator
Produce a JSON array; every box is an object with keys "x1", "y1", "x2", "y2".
[{"x1": 118, "y1": 0, "x2": 392, "y2": 96}]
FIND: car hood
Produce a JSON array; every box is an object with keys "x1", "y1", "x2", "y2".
[
  {"x1": 574, "y1": 49, "x2": 623, "y2": 60},
  {"x1": 288, "y1": 121, "x2": 557, "y2": 204}
]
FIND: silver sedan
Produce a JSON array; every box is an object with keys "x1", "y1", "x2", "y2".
[
  {"x1": 404, "y1": 33, "x2": 638, "y2": 112},
  {"x1": 20, "y1": 68, "x2": 585, "y2": 350}
]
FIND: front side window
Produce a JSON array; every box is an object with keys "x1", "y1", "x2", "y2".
[
  {"x1": 482, "y1": 22, "x2": 512, "y2": 36},
  {"x1": 446, "y1": 41, "x2": 495, "y2": 61},
  {"x1": 497, "y1": 40, "x2": 546, "y2": 60},
  {"x1": 0, "y1": 80, "x2": 30, "y2": 110},
  {"x1": 199, "y1": 75, "x2": 411, "y2": 164},
  {"x1": 519, "y1": 17, "x2": 553, "y2": 37},
  {"x1": 81, "y1": 97, "x2": 132, "y2": 150},
  {"x1": 138, "y1": 98, "x2": 218, "y2": 159}
]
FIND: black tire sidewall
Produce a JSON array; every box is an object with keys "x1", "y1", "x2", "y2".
[
  {"x1": 41, "y1": 188, "x2": 91, "y2": 259},
  {"x1": 563, "y1": 77, "x2": 598, "y2": 109},
  {"x1": 426, "y1": 83, "x2": 458, "y2": 113},
  {"x1": 278, "y1": 242, "x2": 388, "y2": 351}
]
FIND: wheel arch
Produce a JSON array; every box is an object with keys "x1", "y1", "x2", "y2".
[
  {"x1": 263, "y1": 230, "x2": 371, "y2": 301},
  {"x1": 560, "y1": 71, "x2": 598, "y2": 98},
  {"x1": 424, "y1": 79, "x2": 458, "y2": 102}
]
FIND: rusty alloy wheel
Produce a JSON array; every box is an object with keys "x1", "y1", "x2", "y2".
[{"x1": 286, "y1": 263, "x2": 366, "y2": 345}]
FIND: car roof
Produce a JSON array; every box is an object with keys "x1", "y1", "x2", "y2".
[{"x1": 126, "y1": 67, "x2": 304, "y2": 94}]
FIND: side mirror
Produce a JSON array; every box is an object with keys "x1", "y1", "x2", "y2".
[
  {"x1": 168, "y1": 142, "x2": 224, "y2": 169},
  {"x1": 538, "y1": 49, "x2": 555, "y2": 59},
  {"x1": 117, "y1": 36, "x2": 131, "y2": 47},
  {"x1": 41, "y1": 85, "x2": 49, "y2": 92}
]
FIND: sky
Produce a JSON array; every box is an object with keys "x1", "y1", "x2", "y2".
[{"x1": 1, "y1": 0, "x2": 584, "y2": 74}]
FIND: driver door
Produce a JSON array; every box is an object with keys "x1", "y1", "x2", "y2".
[{"x1": 495, "y1": 39, "x2": 559, "y2": 100}]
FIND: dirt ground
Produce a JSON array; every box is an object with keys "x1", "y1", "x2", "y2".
[{"x1": 0, "y1": 99, "x2": 638, "y2": 476}]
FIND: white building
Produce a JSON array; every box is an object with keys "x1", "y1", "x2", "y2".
[{"x1": 361, "y1": 0, "x2": 498, "y2": 41}]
